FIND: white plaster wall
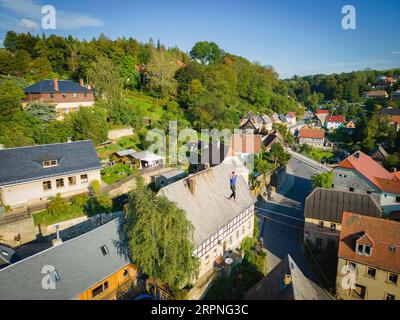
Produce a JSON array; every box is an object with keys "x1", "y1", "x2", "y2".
[{"x1": 1, "y1": 170, "x2": 101, "y2": 207}]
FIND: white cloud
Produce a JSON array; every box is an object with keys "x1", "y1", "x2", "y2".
[
  {"x1": 19, "y1": 18, "x2": 39, "y2": 30},
  {"x1": 0, "y1": 0, "x2": 104, "y2": 30},
  {"x1": 391, "y1": 51, "x2": 400, "y2": 55}
]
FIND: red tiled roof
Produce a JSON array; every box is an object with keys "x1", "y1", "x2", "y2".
[
  {"x1": 287, "y1": 112, "x2": 296, "y2": 118},
  {"x1": 326, "y1": 115, "x2": 345, "y2": 123},
  {"x1": 339, "y1": 212, "x2": 400, "y2": 273},
  {"x1": 315, "y1": 110, "x2": 330, "y2": 115},
  {"x1": 228, "y1": 134, "x2": 262, "y2": 155},
  {"x1": 299, "y1": 128, "x2": 325, "y2": 139},
  {"x1": 337, "y1": 151, "x2": 400, "y2": 193}
]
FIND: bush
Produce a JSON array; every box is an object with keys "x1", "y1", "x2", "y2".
[
  {"x1": 71, "y1": 193, "x2": 89, "y2": 208},
  {"x1": 86, "y1": 192, "x2": 112, "y2": 215},
  {"x1": 47, "y1": 193, "x2": 68, "y2": 217},
  {"x1": 90, "y1": 180, "x2": 101, "y2": 194}
]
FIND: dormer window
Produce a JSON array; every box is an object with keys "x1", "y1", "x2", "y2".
[
  {"x1": 356, "y1": 243, "x2": 372, "y2": 256},
  {"x1": 43, "y1": 160, "x2": 58, "y2": 168}
]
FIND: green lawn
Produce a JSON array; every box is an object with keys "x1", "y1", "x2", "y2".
[
  {"x1": 101, "y1": 163, "x2": 133, "y2": 185},
  {"x1": 33, "y1": 204, "x2": 85, "y2": 226},
  {"x1": 301, "y1": 147, "x2": 334, "y2": 162}
]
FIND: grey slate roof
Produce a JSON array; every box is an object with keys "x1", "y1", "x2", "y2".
[
  {"x1": 0, "y1": 218, "x2": 130, "y2": 300},
  {"x1": 160, "y1": 169, "x2": 186, "y2": 180},
  {"x1": 304, "y1": 188, "x2": 382, "y2": 224},
  {"x1": 158, "y1": 157, "x2": 256, "y2": 247},
  {"x1": 25, "y1": 80, "x2": 93, "y2": 94},
  {"x1": 115, "y1": 149, "x2": 136, "y2": 157},
  {"x1": 380, "y1": 108, "x2": 400, "y2": 116},
  {"x1": 0, "y1": 140, "x2": 102, "y2": 187},
  {"x1": 0, "y1": 244, "x2": 20, "y2": 269},
  {"x1": 244, "y1": 255, "x2": 325, "y2": 300}
]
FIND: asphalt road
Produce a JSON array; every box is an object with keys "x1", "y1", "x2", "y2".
[{"x1": 256, "y1": 156, "x2": 331, "y2": 299}]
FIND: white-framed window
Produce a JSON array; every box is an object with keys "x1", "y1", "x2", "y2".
[
  {"x1": 43, "y1": 160, "x2": 58, "y2": 168},
  {"x1": 56, "y1": 178, "x2": 64, "y2": 188},
  {"x1": 80, "y1": 174, "x2": 88, "y2": 183},
  {"x1": 43, "y1": 180, "x2": 52, "y2": 191},
  {"x1": 356, "y1": 243, "x2": 372, "y2": 256}
]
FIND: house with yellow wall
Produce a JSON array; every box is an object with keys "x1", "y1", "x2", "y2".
[{"x1": 0, "y1": 218, "x2": 138, "y2": 300}]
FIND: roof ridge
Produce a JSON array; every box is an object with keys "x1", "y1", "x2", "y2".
[{"x1": 0, "y1": 140, "x2": 93, "y2": 151}]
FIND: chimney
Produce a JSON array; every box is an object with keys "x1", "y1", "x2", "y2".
[
  {"x1": 354, "y1": 151, "x2": 360, "y2": 160},
  {"x1": 204, "y1": 163, "x2": 210, "y2": 169},
  {"x1": 52, "y1": 225, "x2": 63, "y2": 247},
  {"x1": 67, "y1": 137, "x2": 72, "y2": 143},
  {"x1": 54, "y1": 78, "x2": 59, "y2": 91},
  {"x1": 189, "y1": 177, "x2": 195, "y2": 195},
  {"x1": 79, "y1": 79, "x2": 84, "y2": 87},
  {"x1": 0, "y1": 144, "x2": 4, "y2": 150}
]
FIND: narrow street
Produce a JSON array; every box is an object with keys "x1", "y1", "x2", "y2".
[{"x1": 257, "y1": 156, "x2": 331, "y2": 299}]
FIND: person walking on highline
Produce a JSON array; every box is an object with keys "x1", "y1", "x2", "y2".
[{"x1": 229, "y1": 171, "x2": 238, "y2": 200}]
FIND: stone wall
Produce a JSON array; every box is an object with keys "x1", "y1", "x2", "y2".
[{"x1": 0, "y1": 215, "x2": 36, "y2": 246}]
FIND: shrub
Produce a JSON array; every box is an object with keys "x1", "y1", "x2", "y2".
[
  {"x1": 90, "y1": 180, "x2": 101, "y2": 194},
  {"x1": 72, "y1": 193, "x2": 89, "y2": 208},
  {"x1": 47, "y1": 193, "x2": 68, "y2": 217}
]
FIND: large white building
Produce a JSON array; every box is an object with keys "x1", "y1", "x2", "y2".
[
  {"x1": 158, "y1": 156, "x2": 256, "y2": 281},
  {"x1": 0, "y1": 140, "x2": 102, "y2": 208}
]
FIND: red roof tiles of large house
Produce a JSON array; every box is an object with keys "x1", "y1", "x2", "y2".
[
  {"x1": 315, "y1": 110, "x2": 330, "y2": 115},
  {"x1": 339, "y1": 212, "x2": 400, "y2": 274},
  {"x1": 299, "y1": 127, "x2": 325, "y2": 139},
  {"x1": 326, "y1": 115, "x2": 345, "y2": 123},
  {"x1": 337, "y1": 151, "x2": 400, "y2": 194}
]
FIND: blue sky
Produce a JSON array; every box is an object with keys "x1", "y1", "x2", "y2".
[{"x1": 1, "y1": 0, "x2": 399, "y2": 78}]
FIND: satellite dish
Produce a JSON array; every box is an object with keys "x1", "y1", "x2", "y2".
[{"x1": 225, "y1": 258, "x2": 233, "y2": 266}]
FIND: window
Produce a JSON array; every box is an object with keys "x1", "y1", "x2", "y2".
[
  {"x1": 205, "y1": 255, "x2": 210, "y2": 264},
  {"x1": 236, "y1": 230, "x2": 239, "y2": 240},
  {"x1": 386, "y1": 293, "x2": 395, "y2": 300},
  {"x1": 389, "y1": 245, "x2": 396, "y2": 253},
  {"x1": 73, "y1": 93, "x2": 77, "y2": 98},
  {"x1": 241, "y1": 226, "x2": 245, "y2": 235},
  {"x1": 68, "y1": 176, "x2": 76, "y2": 186},
  {"x1": 330, "y1": 223, "x2": 336, "y2": 230},
  {"x1": 348, "y1": 262, "x2": 357, "y2": 272},
  {"x1": 123, "y1": 269, "x2": 129, "y2": 278},
  {"x1": 229, "y1": 236, "x2": 232, "y2": 245},
  {"x1": 356, "y1": 244, "x2": 372, "y2": 256},
  {"x1": 50, "y1": 93, "x2": 54, "y2": 98},
  {"x1": 43, "y1": 160, "x2": 58, "y2": 168},
  {"x1": 367, "y1": 191, "x2": 371, "y2": 195},
  {"x1": 318, "y1": 221, "x2": 324, "y2": 228},
  {"x1": 367, "y1": 267, "x2": 376, "y2": 278},
  {"x1": 81, "y1": 174, "x2": 88, "y2": 183},
  {"x1": 62, "y1": 93, "x2": 66, "y2": 98},
  {"x1": 388, "y1": 273, "x2": 398, "y2": 285},
  {"x1": 349, "y1": 187, "x2": 355, "y2": 192},
  {"x1": 43, "y1": 181, "x2": 52, "y2": 191},
  {"x1": 56, "y1": 178, "x2": 64, "y2": 188},
  {"x1": 396, "y1": 196, "x2": 400, "y2": 203},
  {"x1": 353, "y1": 284, "x2": 366, "y2": 299},
  {"x1": 92, "y1": 281, "x2": 109, "y2": 298},
  {"x1": 100, "y1": 245, "x2": 109, "y2": 256},
  {"x1": 316, "y1": 238, "x2": 323, "y2": 248}
]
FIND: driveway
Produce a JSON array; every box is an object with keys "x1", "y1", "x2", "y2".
[{"x1": 256, "y1": 156, "x2": 331, "y2": 299}]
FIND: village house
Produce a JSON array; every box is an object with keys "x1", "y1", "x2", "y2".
[
  {"x1": 304, "y1": 188, "x2": 382, "y2": 252},
  {"x1": 239, "y1": 112, "x2": 272, "y2": 134},
  {"x1": 262, "y1": 130, "x2": 287, "y2": 151},
  {"x1": 332, "y1": 151, "x2": 400, "y2": 214},
  {"x1": 261, "y1": 115, "x2": 273, "y2": 132},
  {"x1": 325, "y1": 115, "x2": 346, "y2": 130},
  {"x1": 227, "y1": 134, "x2": 263, "y2": 165},
  {"x1": 244, "y1": 254, "x2": 325, "y2": 300},
  {"x1": 391, "y1": 89, "x2": 400, "y2": 102},
  {"x1": 0, "y1": 140, "x2": 102, "y2": 208},
  {"x1": 298, "y1": 127, "x2": 325, "y2": 148},
  {"x1": 336, "y1": 212, "x2": 400, "y2": 300},
  {"x1": 314, "y1": 110, "x2": 330, "y2": 127},
  {"x1": 114, "y1": 149, "x2": 136, "y2": 165},
  {"x1": 158, "y1": 157, "x2": 256, "y2": 282},
  {"x1": 271, "y1": 113, "x2": 281, "y2": 125},
  {"x1": 345, "y1": 120, "x2": 356, "y2": 130},
  {"x1": 113, "y1": 150, "x2": 164, "y2": 170},
  {"x1": 363, "y1": 90, "x2": 389, "y2": 99},
  {"x1": 369, "y1": 144, "x2": 389, "y2": 164},
  {"x1": 23, "y1": 79, "x2": 95, "y2": 119},
  {"x1": 0, "y1": 219, "x2": 138, "y2": 300},
  {"x1": 286, "y1": 112, "x2": 297, "y2": 126},
  {"x1": 380, "y1": 107, "x2": 400, "y2": 131}
]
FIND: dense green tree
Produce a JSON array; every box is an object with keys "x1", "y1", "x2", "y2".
[
  {"x1": 311, "y1": 171, "x2": 333, "y2": 189},
  {"x1": 125, "y1": 177, "x2": 199, "y2": 289},
  {"x1": 190, "y1": 41, "x2": 223, "y2": 65},
  {"x1": 25, "y1": 101, "x2": 57, "y2": 122}
]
